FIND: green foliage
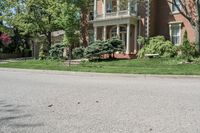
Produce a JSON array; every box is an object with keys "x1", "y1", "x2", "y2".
[
  {"x1": 84, "y1": 37, "x2": 123, "y2": 60},
  {"x1": 109, "y1": 37, "x2": 124, "y2": 53},
  {"x1": 54, "y1": 2, "x2": 80, "y2": 48},
  {"x1": 137, "y1": 36, "x2": 146, "y2": 47},
  {"x1": 72, "y1": 47, "x2": 85, "y2": 59},
  {"x1": 84, "y1": 40, "x2": 103, "y2": 59},
  {"x1": 49, "y1": 43, "x2": 65, "y2": 60},
  {"x1": 179, "y1": 31, "x2": 197, "y2": 60},
  {"x1": 137, "y1": 36, "x2": 177, "y2": 58},
  {"x1": 39, "y1": 44, "x2": 48, "y2": 60}
]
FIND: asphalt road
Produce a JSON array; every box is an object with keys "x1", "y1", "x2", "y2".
[{"x1": 0, "y1": 69, "x2": 200, "y2": 133}]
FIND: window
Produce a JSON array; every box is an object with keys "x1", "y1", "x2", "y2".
[
  {"x1": 172, "y1": 0, "x2": 181, "y2": 13},
  {"x1": 170, "y1": 24, "x2": 181, "y2": 45},
  {"x1": 106, "y1": 0, "x2": 117, "y2": 13},
  {"x1": 130, "y1": 1, "x2": 137, "y2": 14},
  {"x1": 120, "y1": 0, "x2": 128, "y2": 11}
]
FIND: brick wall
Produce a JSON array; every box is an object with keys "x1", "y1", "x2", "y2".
[
  {"x1": 154, "y1": 0, "x2": 196, "y2": 42},
  {"x1": 94, "y1": 0, "x2": 196, "y2": 43}
]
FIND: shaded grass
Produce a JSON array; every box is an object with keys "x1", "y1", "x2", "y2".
[{"x1": 0, "y1": 58, "x2": 200, "y2": 75}]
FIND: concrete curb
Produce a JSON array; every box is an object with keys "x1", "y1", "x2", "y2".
[{"x1": 0, "y1": 67, "x2": 200, "y2": 79}]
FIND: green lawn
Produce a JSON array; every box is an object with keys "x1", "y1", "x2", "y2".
[{"x1": 0, "y1": 58, "x2": 200, "y2": 75}]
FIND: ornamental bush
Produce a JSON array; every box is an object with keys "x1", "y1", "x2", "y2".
[
  {"x1": 0, "y1": 33, "x2": 12, "y2": 53},
  {"x1": 49, "y1": 43, "x2": 65, "y2": 60},
  {"x1": 72, "y1": 46, "x2": 85, "y2": 59},
  {"x1": 84, "y1": 40, "x2": 104, "y2": 59},
  {"x1": 0, "y1": 33, "x2": 11, "y2": 47},
  {"x1": 137, "y1": 36, "x2": 177, "y2": 58},
  {"x1": 84, "y1": 37, "x2": 123, "y2": 60}
]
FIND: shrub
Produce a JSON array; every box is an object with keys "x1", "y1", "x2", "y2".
[
  {"x1": 109, "y1": 37, "x2": 124, "y2": 54},
  {"x1": 72, "y1": 46, "x2": 85, "y2": 59},
  {"x1": 39, "y1": 44, "x2": 48, "y2": 60},
  {"x1": 84, "y1": 40, "x2": 103, "y2": 59},
  {"x1": 0, "y1": 33, "x2": 13, "y2": 53},
  {"x1": 179, "y1": 31, "x2": 197, "y2": 60},
  {"x1": 84, "y1": 37, "x2": 123, "y2": 60},
  {"x1": 137, "y1": 36, "x2": 177, "y2": 58},
  {"x1": 0, "y1": 33, "x2": 11, "y2": 47},
  {"x1": 49, "y1": 43, "x2": 65, "y2": 60},
  {"x1": 137, "y1": 36, "x2": 146, "y2": 49}
]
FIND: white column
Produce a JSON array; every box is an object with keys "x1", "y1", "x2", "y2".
[
  {"x1": 94, "y1": 0, "x2": 97, "y2": 19},
  {"x1": 103, "y1": 26, "x2": 107, "y2": 41},
  {"x1": 128, "y1": 0, "x2": 131, "y2": 15},
  {"x1": 179, "y1": 23, "x2": 182, "y2": 44},
  {"x1": 126, "y1": 24, "x2": 130, "y2": 54},
  {"x1": 94, "y1": 26, "x2": 97, "y2": 41},
  {"x1": 117, "y1": 0, "x2": 120, "y2": 16},
  {"x1": 169, "y1": 24, "x2": 172, "y2": 42},
  {"x1": 117, "y1": 25, "x2": 120, "y2": 37},
  {"x1": 103, "y1": 0, "x2": 106, "y2": 18},
  {"x1": 135, "y1": 1, "x2": 138, "y2": 15},
  {"x1": 134, "y1": 25, "x2": 138, "y2": 54}
]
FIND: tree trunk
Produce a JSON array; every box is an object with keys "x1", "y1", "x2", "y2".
[
  {"x1": 68, "y1": 46, "x2": 72, "y2": 66},
  {"x1": 80, "y1": 6, "x2": 89, "y2": 47},
  {"x1": 13, "y1": 28, "x2": 21, "y2": 52},
  {"x1": 198, "y1": 27, "x2": 200, "y2": 53}
]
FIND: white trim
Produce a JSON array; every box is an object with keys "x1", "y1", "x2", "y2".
[
  {"x1": 103, "y1": 0, "x2": 106, "y2": 18},
  {"x1": 117, "y1": 24, "x2": 120, "y2": 37},
  {"x1": 94, "y1": 0, "x2": 97, "y2": 19},
  {"x1": 126, "y1": 24, "x2": 130, "y2": 54},
  {"x1": 117, "y1": 0, "x2": 120, "y2": 16},
  {"x1": 103, "y1": 26, "x2": 107, "y2": 40},
  {"x1": 134, "y1": 25, "x2": 137, "y2": 54},
  {"x1": 168, "y1": 21, "x2": 183, "y2": 24},
  {"x1": 128, "y1": 0, "x2": 131, "y2": 15},
  {"x1": 94, "y1": 26, "x2": 97, "y2": 41}
]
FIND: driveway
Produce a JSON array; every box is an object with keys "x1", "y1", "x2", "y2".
[{"x1": 0, "y1": 69, "x2": 200, "y2": 133}]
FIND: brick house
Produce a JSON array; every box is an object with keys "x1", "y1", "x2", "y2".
[{"x1": 89, "y1": 0, "x2": 196, "y2": 57}]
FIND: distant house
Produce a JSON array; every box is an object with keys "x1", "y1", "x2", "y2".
[{"x1": 89, "y1": 0, "x2": 196, "y2": 58}]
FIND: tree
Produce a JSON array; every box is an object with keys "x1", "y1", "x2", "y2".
[
  {"x1": 22, "y1": 0, "x2": 59, "y2": 51},
  {"x1": 54, "y1": 1, "x2": 80, "y2": 65},
  {"x1": 169, "y1": 0, "x2": 200, "y2": 52},
  {"x1": 68, "y1": 0, "x2": 91, "y2": 47},
  {"x1": 0, "y1": 0, "x2": 26, "y2": 52},
  {"x1": 78, "y1": 0, "x2": 91, "y2": 47},
  {"x1": 1, "y1": 0, "x2": 61, "y2": 53}
]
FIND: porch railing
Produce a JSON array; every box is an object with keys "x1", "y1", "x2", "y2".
[{"x1": 95, "y1": 10, "x2": 136, "y2": 20}]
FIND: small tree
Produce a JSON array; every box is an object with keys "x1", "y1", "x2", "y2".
[{"x1": 54, "y1": 2, "x2": 80, "y2": 65}]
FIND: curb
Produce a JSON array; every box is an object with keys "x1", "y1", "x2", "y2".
[{"x1": 0, "y1": 67, "x2": 200, "y2": 79}]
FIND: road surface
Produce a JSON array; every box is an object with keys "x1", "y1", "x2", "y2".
[{"x1": 0, "y1": 68, "x2": 200, "y2": 133}]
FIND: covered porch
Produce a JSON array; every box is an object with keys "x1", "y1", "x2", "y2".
[{"x1": 93, "y1": 18, "x2": 138, "y2": 54}]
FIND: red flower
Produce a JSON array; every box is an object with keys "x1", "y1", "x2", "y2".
[{"x1": 0, "y1": 33, "x2": 12, "y2": 46}]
